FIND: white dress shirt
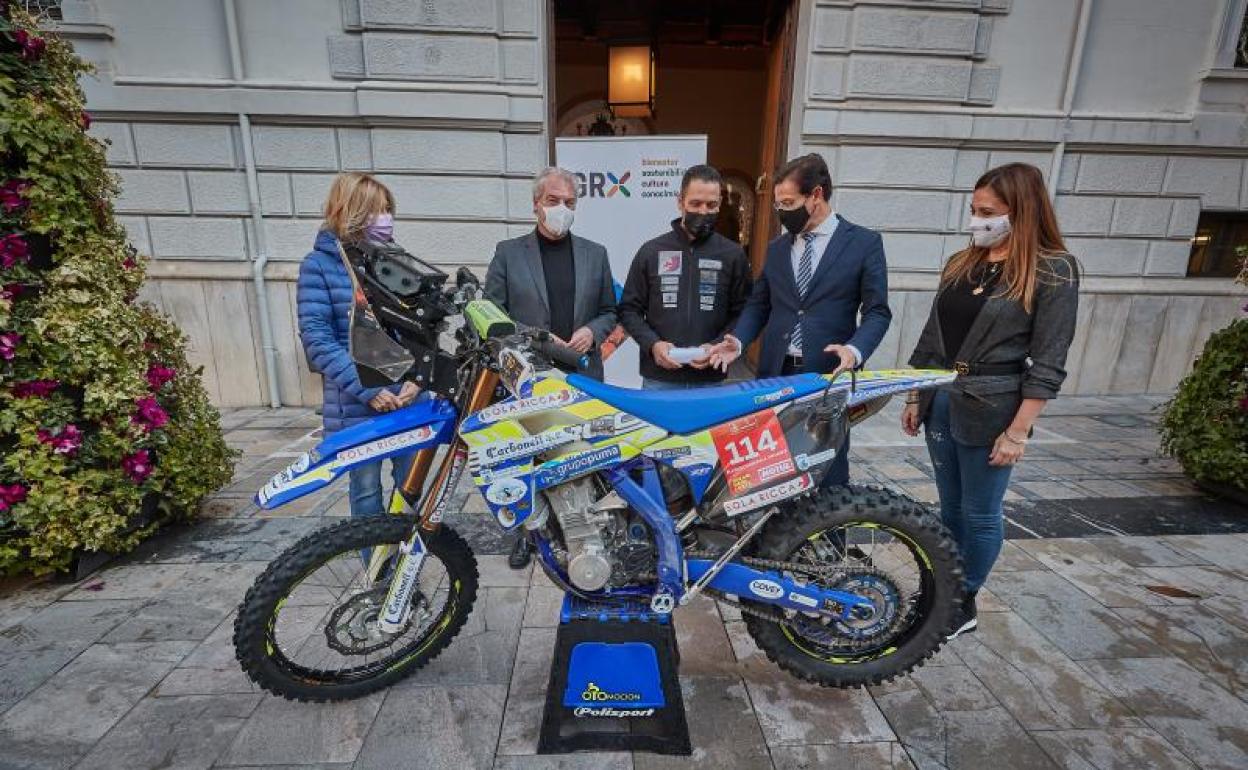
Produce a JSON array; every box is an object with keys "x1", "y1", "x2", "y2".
[
  {"x1": 785, "y1": 214, "x2": 861, "y2": 366},
  {"x1": 725, "y1": 210, "x2": 862, "y2": 368}
]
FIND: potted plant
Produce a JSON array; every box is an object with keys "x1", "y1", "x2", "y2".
[
  {"x1": 1160, "y1": 247, "x2": 1248, "y2": 505},
  {"x1": 0, "y1": 6, "x2": 235, "y2": 575}
]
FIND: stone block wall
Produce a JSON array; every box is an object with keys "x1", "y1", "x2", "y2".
[
  {"x1": 58, "y1": 0, "x2": 1248, "y2": 404},
  {"x1": 793, "y1": 0, "x2": 1247, "y2": 396},
  {"x1": 62, "y1": 0, "x2": 547, "y2": 407}
]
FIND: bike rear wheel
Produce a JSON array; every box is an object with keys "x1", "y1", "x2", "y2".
[
  {"x1": 743, "y1": 485, "x2": 963, "y2": 688},
  {"x1": 233, "y1": 516, "x2": 477, "y2": 702}
]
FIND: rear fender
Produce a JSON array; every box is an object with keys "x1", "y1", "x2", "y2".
[
  {"x1": 255, "y1": 397, "x2": 458, "y2": 510},
  {"x1": 814, "y1": 369, "x2": 956, "y2": 426}
]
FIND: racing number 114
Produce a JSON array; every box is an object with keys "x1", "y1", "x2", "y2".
[{"x1": 723, "y1": 429, "x2": 777, "y2": 466}]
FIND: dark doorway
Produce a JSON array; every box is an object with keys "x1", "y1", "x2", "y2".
[{"x1": 550, "y1": 0, "x2": 799, "y2": 275}]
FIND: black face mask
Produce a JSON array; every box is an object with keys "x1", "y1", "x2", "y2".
[
  {"x1": 776, "y1": 198, "x2": 812, "y2": 236},
  {"x1": 682, "y1": 211, "x2": 718, "y2": 241}
]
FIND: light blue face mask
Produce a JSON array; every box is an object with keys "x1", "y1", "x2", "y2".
[{"x1": 366, "y1": 213, "x2": 394, "y2": 243}]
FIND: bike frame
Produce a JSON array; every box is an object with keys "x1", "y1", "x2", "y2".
[{"x1": 256, "y1": 355, "x2": 887, "y2": 620}]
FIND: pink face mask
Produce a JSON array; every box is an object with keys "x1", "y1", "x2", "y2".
[{"x1": 366, "y1": 213, "x2": 394, "y2": 243}]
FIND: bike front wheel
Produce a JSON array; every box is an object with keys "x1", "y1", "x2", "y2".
[{"x1": 233, "y1": 516, "x2": 477, "y2": 702}]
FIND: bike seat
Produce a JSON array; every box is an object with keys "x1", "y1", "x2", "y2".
[{"x1": 565, "y1": 373, "x2": 828, "y2": 435}]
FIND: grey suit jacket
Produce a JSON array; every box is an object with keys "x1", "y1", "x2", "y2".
[
  {"x1": 484, "y1": 230, "x2": 618, "y2": 380},
  {"x1": 908, "y1": 253, "x2": 1080, "y2": 445}
]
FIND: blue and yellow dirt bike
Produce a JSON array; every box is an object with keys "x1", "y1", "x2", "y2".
[{"x1": 233, "y1": 240, "x2": 963, "y2": 701}]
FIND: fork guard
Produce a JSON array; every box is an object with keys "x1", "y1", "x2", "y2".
[{"x1": 687, "y1": 559, "x2": 874, "y2": 620}]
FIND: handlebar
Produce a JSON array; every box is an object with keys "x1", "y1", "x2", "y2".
[{"x1": 529, "y1": 334, "x2": 590, "y2": 372}]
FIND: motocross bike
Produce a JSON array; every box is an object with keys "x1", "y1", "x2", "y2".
[{"x1": 233, "y1": 238, "x2": 964, "y2": 702}]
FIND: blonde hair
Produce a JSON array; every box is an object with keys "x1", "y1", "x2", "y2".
[
  {"x1": 322, "y1": 172, "x2": 394, "y2": 241},
  {"x1": 942, "y1": 163, "x2": 1069, "y2": 313}
]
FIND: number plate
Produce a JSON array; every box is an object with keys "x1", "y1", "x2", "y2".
[{"x1": 710, "y1": 409, "x2": 796, "y2": 494}]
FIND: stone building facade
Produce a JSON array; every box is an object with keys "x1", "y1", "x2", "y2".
[{"x1": 47, "y1": 0, "x2": 1248, "y2": 406}]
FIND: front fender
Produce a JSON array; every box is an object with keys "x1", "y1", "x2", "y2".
[{"x1": 255, "y1": 397, "x2": 457, "y2": 510}]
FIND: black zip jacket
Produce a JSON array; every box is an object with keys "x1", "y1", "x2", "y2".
[{"x1": 618, "y1": 219, "x2": 752, "y2": 384}]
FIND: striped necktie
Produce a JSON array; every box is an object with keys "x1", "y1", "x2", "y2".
[{"x1": 791, "y1": 232, "x2": 817, "y2": 352}]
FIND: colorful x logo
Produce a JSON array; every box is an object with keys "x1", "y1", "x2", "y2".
[{"x1": 606, "y1": 171, "x2": 631, "y2": 198}]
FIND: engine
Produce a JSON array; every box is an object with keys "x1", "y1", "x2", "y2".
[{"x1": 534, "y1": 476, "x2": 655, "y2": 591}]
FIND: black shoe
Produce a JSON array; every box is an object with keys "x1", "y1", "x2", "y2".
[
  {"x1": 508, "y1": 536, "x2": 533, "y2": 570},
  {"x1": 946, "y1": 591, "x2": 978, "y2": 640}
]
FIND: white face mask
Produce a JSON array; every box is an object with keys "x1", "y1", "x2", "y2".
[
  {"x1": 968, "y1": 214, "x2": 1011, "y2": 248},
  {"x1": 541, "y1": 203, "x2": 575, "y2": 238}
]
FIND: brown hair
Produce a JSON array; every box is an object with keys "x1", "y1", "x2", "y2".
[
  {"x1": 774, "y1": 153, "x2": 832, "y2": 201},
  {"x1": 322, "y1": 172, "x2": 394, "y2": 241},
  {"x1": 942, "y1": 163, "x2": 1068, "y2": 313}
]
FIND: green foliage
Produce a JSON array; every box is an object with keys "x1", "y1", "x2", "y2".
[
  {"x1": 0, "y1": 10, "x2": 235, "y2": 573},
  {"x1": 1160, "y1": 246, "x2": 1248, "y2": 493}
]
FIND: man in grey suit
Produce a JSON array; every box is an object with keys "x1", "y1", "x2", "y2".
[
  {"x1": 485, "y1": 166, "x2": 618, "y2": 381},
  {"x1": 485, "y1": 166, "x2": 618, "y2": 567}
]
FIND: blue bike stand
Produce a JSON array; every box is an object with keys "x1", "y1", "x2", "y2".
[{"x1": 537, "y1": 594, "x2": 691, "y2": 755}]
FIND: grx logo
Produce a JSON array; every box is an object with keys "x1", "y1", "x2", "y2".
[{"x1": 575, "y1": 171, "x2": 632, "y2": 199}]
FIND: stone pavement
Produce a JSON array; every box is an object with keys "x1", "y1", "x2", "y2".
[{"x1": 1, "y1": 396, "x2": 1247, "y2": 769}]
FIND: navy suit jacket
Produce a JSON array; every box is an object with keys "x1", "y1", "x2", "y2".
[{"x1": 732, "y1": 215, "x2": 891, "y2": 377}]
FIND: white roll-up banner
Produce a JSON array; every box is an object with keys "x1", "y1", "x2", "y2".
[{"x1": 555, "y1": 135, "x2": 709, "y2": 386}]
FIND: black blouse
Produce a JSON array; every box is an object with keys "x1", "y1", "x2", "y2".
[{"x1": 937, "y1": 260, "x2": 1004, "y2": 362}]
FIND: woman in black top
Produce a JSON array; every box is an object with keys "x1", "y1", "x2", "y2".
[{"x1": 902, "y1": 163, "x2": 1080, "y2": 639}]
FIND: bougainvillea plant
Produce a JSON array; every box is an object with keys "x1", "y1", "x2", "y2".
[
  {"x1": 1160, "y1": 246, "x2": 1248, "y2": 494},
  {"x1": 0, "y1": 6, "x2": 234, "y2": 573}
]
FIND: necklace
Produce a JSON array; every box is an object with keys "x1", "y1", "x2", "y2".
[{"x1": 971, "y1": 261, "x2": 1002, "y2": 296}]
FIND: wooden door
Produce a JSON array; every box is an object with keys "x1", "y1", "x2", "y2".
[{"x1": 748, "y1": 0, "x2": 800, "y2": 276}]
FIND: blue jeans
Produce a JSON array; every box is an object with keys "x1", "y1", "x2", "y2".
[
  {"x1": 924, "y1": 391, "x2": 1014, "y2": 592},
  {"x1": 348, "y1": 453, "x2": 417, "y2": 518}
]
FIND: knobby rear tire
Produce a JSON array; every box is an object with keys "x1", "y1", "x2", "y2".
[{"x1": 743, "y1": 484, "x2": 964, "y2": 688}]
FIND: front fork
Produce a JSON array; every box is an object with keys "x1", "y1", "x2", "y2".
[{"x1": 373, "y1": 367, "x2": 500, "y2": 633}]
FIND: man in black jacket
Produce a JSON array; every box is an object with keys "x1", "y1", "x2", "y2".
[{"x1": 618, "y1": 165, "x2": 752, "y2": 389}]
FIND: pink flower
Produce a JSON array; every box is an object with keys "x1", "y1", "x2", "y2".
[
  {"x1": 0, "y1": 332, "x2": 19, "y2": 361},
  {"x1": 146, "y1": 365, "x2": 176, "y2": 390},
  {"x1": 0, "y1": 483, "x2": 27, "y2": 512},
  {"x1": 37, "y1": 424, "x2": 82, "y2": 456},
  {"x1": 131, "y1": 396, "x2": 169, "y2": 432},
  {"x1": 0, "y1": 180, "x2": 30, "y2": 214},
  {"x1": 13, "y1": 379, "x2": 59, "y2": 398},
  {"x1": 0, "y1": 283, "x2": 21, "y2": 301},
  {"x1": 122, "y1": 450, "x2": 152, "y2": 483},
  {"x1": 0, "y1": 233, "x2": 29, "y2": 269},
  {"x1": 80, "y1": 111, "x2": 92, "y2": 131},
  {"x1": 123, "y1": 256, "x2": 137, "y2": 270},
  {"x1": 13, "y1": 29, "x2": 46, "y2": 61}
]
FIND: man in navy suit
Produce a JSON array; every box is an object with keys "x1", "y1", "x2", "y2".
[{"x1": 709, "y1": 153, "x2": 891, "y2": 486}]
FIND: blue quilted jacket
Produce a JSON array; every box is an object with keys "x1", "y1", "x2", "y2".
[{"x1": 297, "y1": 230, "x2": 401, "y2": 433}]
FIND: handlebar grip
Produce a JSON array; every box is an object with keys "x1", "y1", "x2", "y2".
[{"x1": 531, "y1": 336, "x2": 590, "y2": 372}]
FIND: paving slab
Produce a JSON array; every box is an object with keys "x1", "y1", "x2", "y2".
[
  {"x1": 741, "y1": 657, "x2": 896, "y2": 746},
  {"x1": 1014, "y1": 538, "x2": 1178, "y2": 608},
  {"x1": 217, "y1": 692, "x2": 386, "y2": 766},
  {"x1": 769, "y1": 741, "x2": 917, "y2": 769},
  {"x1": 1030, "y1": 727, "x2": 1198, "y2": 770},
  {"x1": 73, "y1": 693, "x2": 260, "y2": 770},
  {"x1": 633, "y1": 675, "x2": 772, "y2": 770},
  {"x1": 1078, "y1": 657, "x2": 1248, "y2": 770},
  {"x1": 1113, "y1": 603, "x2": 1248, "y2": 701},
  {"x1": 352, "y1": 683, "x2": 506, "y2": 770},
  {"x1": 952, "y1": 611, "x2": 1141, "y2": 730},
  {"x1": 0, "y1": 640, "x2": 196, "y2": 769},
  {"x1": 987, "y1": 569, "x2": 1165, "y2": 660},
  {"x1": 873, "y1": 687, "x2": 1058, "y2": 770},
  {"x1": 496, "y1": 626, "x2": 557, "y2": 757},
  {"x1": 397, "y1": 586, "x2": 526, "y2": 687}
]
